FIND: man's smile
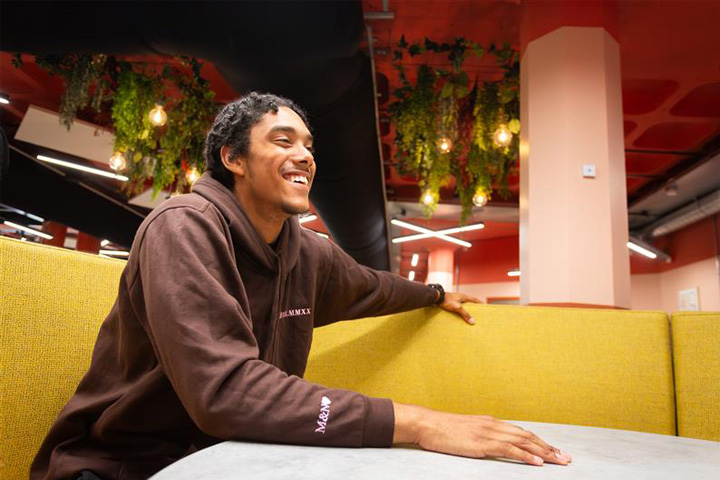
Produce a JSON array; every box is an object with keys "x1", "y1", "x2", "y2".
[{"x1": 281, "y1": 170, "x2": 311, "y2": 188}]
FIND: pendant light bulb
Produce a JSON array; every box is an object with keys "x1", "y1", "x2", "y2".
[
  {"x1": 149, "y1": 104, "x2": 167, "y2": 127},
  {"x1": 421, "y1": 189, "x2": 436, "y2": 206},
  {"x1": 472, "y1": 187, "x2": 488, "y2": 207},
  {"x1": 186, "y1": 167, "x2": 200, "y2": 185},
  {"x1": 493, "y1": 125, "x2": 512, "y2": 147},
  {"x1": 109, "y1": 152, "x2": 127, "y2": 171},
  {"x1": 436, "y1": 136, "x2": 453, "y2": 154}
]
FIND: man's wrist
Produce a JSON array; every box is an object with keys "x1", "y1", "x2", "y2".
[
  {"x1": 392, "y1": 402, "x2": 427, "y2": 445},
  {"x1": 428, "y1": 283, "x2": 445, "y2": 305}
]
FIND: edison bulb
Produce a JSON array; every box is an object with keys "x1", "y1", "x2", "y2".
[
  {"x1": 421, "y1": 189, "x2": 436, "y2": 206},
  {"x1": 493, "y1": 125, "x2": 512, "y2": 147},
  {"x1": 472, "y1": 188, "x2": 488, "y2": 207},
  {"x1": 436, "y1": 136, "x2": 453, "y2": 154},
  {"x1": 109, "y1": 152, "x2": 126, "y2": 171},
  {"x1": 186, "y1": 167, "x2": 200, "y2": 185},
  {"x1": 149, "y1": 104, "x2": 167, "y2": 127}
]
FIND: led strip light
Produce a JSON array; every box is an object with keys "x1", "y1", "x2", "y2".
[{"x1": 37, "y1": 155, "x2": 129, "y2": 182}]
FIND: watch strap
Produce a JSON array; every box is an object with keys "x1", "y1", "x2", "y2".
[{"x1": 428, "y1": 283, "x2": 445, "y2": 305}]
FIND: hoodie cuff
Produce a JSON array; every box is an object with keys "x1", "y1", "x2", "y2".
[{"x1": 361, "y1": 396, "x2": 395, "y2": 447}]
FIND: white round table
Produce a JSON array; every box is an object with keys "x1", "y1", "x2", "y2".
[{"x1": 150, "y1": 422, "x2": 720, "y2": 480}]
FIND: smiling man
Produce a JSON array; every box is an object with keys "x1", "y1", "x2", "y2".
[{"x1": 31, "y1": 93, "x2": 569, "y2": 480}]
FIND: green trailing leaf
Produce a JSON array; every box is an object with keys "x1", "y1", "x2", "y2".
[
  {"x1": 390, "y1": 36, "x2": 520, "y2": 221},
  {"x1": 25, "y1": 54, "x2": 216, "y2": 196}
]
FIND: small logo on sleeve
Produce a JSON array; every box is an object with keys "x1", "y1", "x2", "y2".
[{"x1": 314, "y1": 396, "x2": 332, "y2": 434}]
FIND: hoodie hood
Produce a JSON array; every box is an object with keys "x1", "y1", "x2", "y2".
[{"x1": 191, "y1": 173, "x2": 301, "y2": 274}]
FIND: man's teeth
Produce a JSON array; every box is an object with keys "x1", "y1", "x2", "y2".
[{"x1": 287, "y1": 175, "x2": 308, "y2": 185}]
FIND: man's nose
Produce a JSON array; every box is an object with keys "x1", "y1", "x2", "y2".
[{"x1": 295, "y1": 145, "x2": 314, "y2": 167}]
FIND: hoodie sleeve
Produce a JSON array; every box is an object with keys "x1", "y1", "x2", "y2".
[
  {"x1": 314, "y1": 241, "x2": 439, "y2": 328},
  {"x1": 133, "y1": 204, "x2": 394, "y2": 447}
]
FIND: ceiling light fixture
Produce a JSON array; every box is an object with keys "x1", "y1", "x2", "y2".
[
  {"x1": 472, "y1": 188, "x2": 488, "y2": 207},
  {"x1": 3, "y1": 220, "x2": 53, "y2": 240},
  {"x1": 408, "y1": 270, "x2": 416, "y2": 281},
  {"x1": 421, "y1": 189, "x2": 437, "y2": 206},
  {"x1": 664, "y1": 183, "x2": 679, "y2": 197},
  {"x1": 37, "y1": 155, "x2": 129, "y2": 181},
  {"x1": 100, "y1": 239, "x2": 110, "y2": 247},
  {"x1": 493, "y1": 125, "x2": 512, "y2": 147},
  {"x1": 0, "y1": 93, "x2": 10, "y2": 105},
  {"x1": 436, "y1": 136, "x2": 453, "y2": 154},
  {"x1": 99, "y1": 249, "x2": 130, "y2": 257},
  {"x1": 148, "y1": 104, "x2": 168, "y2": 127},
  {"x1": 626, "y1": 241, "x2": 658, "y2": 259},
  {"x1": 507, "y1": 268, "x2": 520, "y2": 277},
  {"x1": 109, "y1": 152, "x2": 127, "y2": 171},
  {"x1": 299, "y1": 214, "x2": 318, "y2": 224},
  {"x1": 391, "y1": 219, "x2": 474, "y2": 248},
  {"x1": 0, "y1": 204, "x2": 44, "y2": 222},
  {"x1": 411, "y1": 253, "x2": 419, "y2": 267},
  {"x1": 392, "y1": 220, "x2": 484, "y2": 246},
  {"x1": 185, "y1": 167, "x2": 200, "y2": 185}
]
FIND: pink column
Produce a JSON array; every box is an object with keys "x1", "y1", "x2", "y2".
[
  {"x1": 520, "y1": 27, "x2": 631, "y2": 308},
  {"x1": 427, "y1": 248, "x2": 456, "y2": 292}
]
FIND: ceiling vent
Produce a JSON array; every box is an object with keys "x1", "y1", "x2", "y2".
[{"x1": 650, "y1": 189, "x2": 720, "y2": 237}]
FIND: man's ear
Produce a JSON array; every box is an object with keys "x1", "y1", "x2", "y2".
[{"x1": 220, "y1": 145, "x2": 246, "y2": 177}]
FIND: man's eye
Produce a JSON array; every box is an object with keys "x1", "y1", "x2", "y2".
[
  {"x1": 305, "y1": 146, "x2": 315, "y2": 154},
  {"x1": 277, "y1": 137, "x2": 292, "y2": 145}
]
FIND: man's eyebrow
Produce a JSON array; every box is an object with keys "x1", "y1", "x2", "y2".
[{"x1": 268, "y1": 125, "x2": 313, "y2": 142}]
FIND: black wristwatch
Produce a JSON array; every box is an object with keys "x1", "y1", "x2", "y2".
[{"x1": 428, "y1": 283, "x2": 445, "y2": 305}]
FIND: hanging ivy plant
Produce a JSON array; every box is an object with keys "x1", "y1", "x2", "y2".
[
  {"x1": 390, "y1": 36, "x2": 520, "y2": 220},
  {"x1": 15, "y1": 53, "x2": 216, "y2": 196}
]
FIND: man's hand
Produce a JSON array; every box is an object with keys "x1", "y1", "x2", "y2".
[
  {"x1": 437, "y1": 292, "x2": 482, "y2": 325},
  {"x1": 393, "y1": 403, "x2": 572, "y2": 466}
]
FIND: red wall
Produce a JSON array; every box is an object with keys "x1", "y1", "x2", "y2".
[
  {"x1": 630, "y1": 214, "x2": 719, "y2": 274},
  {"x1": 452, "y1": 214, "x2": 719, "y2": 282},
  {"x1": 457, "y1": 235, "x2": 520, "y2": 284}
]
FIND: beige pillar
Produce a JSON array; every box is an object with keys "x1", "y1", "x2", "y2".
[
  {"x1": 520, "y1": 27, "x2": 631, "y2": 308},
  {"x1": 426, "y1": 248, "x2": 455, "y2": 292}
]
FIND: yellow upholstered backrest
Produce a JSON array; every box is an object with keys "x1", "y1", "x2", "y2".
[
  {"x1": 671, "y1": 311, "x2": 720, "y2": 441},
  {"x1": 0, "y1": 236, "x2": 125, "y2": 480},
  {"x1": 306, "y1": 304, "x2": 676, "y2": 435}
]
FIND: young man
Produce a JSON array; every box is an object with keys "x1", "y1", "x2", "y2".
[{"x1": 31, "y1": 93, "x2": 570, "y2": 480}]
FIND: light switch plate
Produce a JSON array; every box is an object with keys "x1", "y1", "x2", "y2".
[{"x1": 582, "y1": 164, "x2": 596, "y2": 178}]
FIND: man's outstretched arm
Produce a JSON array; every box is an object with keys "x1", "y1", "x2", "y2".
[{"x1": 393, "y1": 402, "x2": 573, "y2": 466}]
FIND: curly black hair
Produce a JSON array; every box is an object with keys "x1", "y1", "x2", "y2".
[{"x1": 203, "y1": 92, "x2": 311, "y2": 190}]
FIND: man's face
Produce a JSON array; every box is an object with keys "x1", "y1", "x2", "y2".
[{"x1": 239, "y1": 106, "x2": 315, "y2": 217}]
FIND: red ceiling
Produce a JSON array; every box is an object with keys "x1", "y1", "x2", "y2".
[
  {"x1": 1, "y1": 1, "x2": 719, "y2": 279},
  {"x1": 361, "y1": 0, "x2": 720, "y2": 268},
  {"x1": 365, "y1": 1, "x2": 720, "y2": 204},
  {"x1": 0, "y1": 54, "x2": 237, "y2": 136}
]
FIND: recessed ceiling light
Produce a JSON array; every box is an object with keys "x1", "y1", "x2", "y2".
[
  {"x1": 664, "y1": 183, "x2": 679, "y2": 197},
  {"x1": 411, "y1": 253, "x2": 419, "y2": 267}
]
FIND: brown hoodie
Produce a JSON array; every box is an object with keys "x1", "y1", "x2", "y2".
[{"x1": 31, "y1": 174, "x2": 439, "y2": 480}]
